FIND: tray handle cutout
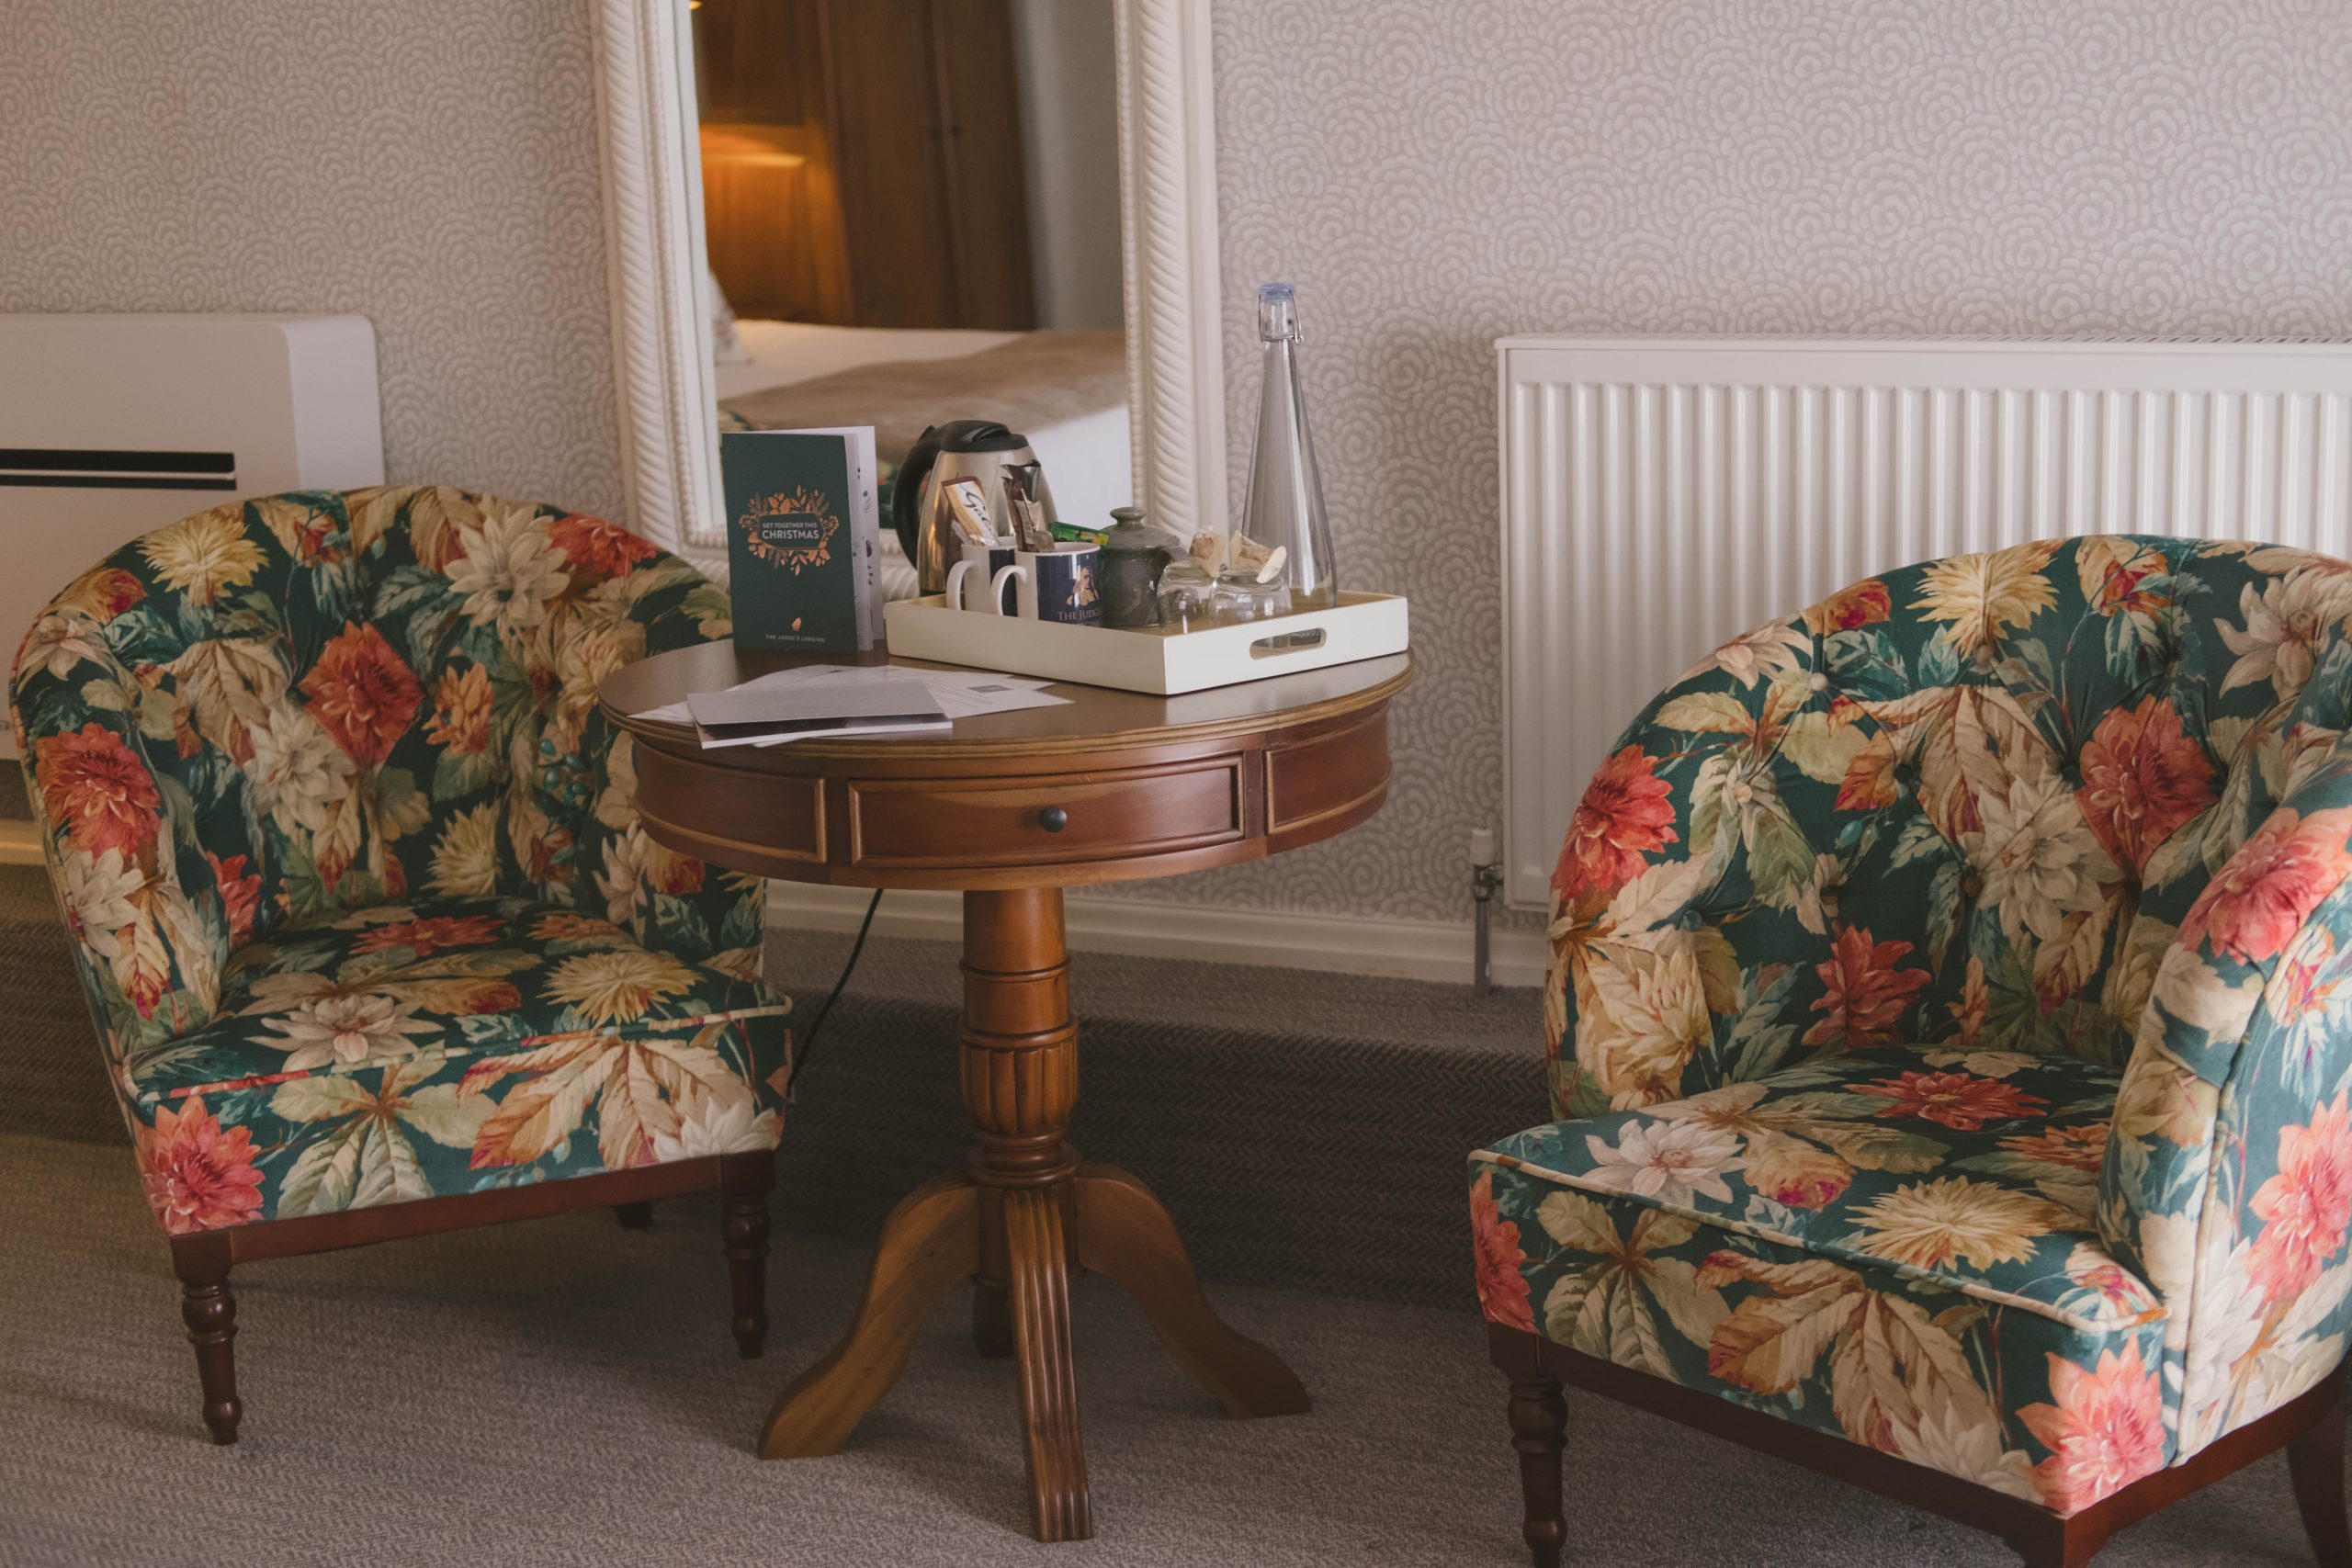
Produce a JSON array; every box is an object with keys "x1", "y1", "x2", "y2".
[{"x1": 1248, "y1": 627, "x2": 1329, "y2": 659}]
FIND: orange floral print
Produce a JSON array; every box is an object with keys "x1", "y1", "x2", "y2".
[
  {"x1": 1804, "y1": 926, "x2": 1931, "y2": 1049},
  {"x1": 59, "y1": 565, "x2": 145, "y2": 621},
  {"x1": 2074, "y1": 695, "x2": 2216, "y2": 874},
  {"x1": 2018, "y1": 1343, "x2": 2165, "y2": 1513},
  {"x1": 138, "y1": 1095, "x2": 265, "y2": 1234},
  {"x1": 352, "y1": 914, "x2": 506, "y2": 956},
  {"x1": 2247, "y1": 1092, "x2": 2352, "y2": 1306},
  {"x1": 299, "y1": 622, "x2": 421, "y2": 767},
  {"x1": 1998, "y1": 1122, "x2": 2108, "y2": 1172},
  {"x1": 205, "y1": 851, "x2": 262, "y2": 946},
  {"x1": 1554, "y1": 745, "x2": 1678, "y2": 903},
  {"x1": 1804, "y1": 578, "x2": 1891, "y2": 635},
  {"x1": 36, "y1": 722, "x2": 161, "y2": 861},
  {"x1": 1470, "y1": 1170, "x2": 1535, "y2": 1331},
  {"x1": 2181, "y1": 806, "x2": 2352, "y2": 964},
  {"x1": 550, "y1": 513, "x2": 661, "y2": 578},
  {"x1": 424, "y1": 663, "x2": 492, "y2": 754},
  {"x1": 1849, "y1": 1070, "x2": 2048, "y2": 1132}
]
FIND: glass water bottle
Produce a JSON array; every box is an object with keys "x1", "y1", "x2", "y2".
[{"x1": 1239, "y1": 282, "x2": 1338, "y2": 608}]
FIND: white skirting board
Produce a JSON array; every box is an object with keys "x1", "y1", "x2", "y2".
[{"x1": 764, "y1": 882, "x2": 1549, "y2": 989}]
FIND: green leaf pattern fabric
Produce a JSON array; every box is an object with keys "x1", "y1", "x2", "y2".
[
  {"x1": 10, "y1": 488, "x2": 787, "y2": 1235},
  {"x1": 1474, "y1": 536, "x2": 2352, "y2": 1517}
]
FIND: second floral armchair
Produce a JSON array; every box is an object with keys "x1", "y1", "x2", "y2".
[{"x1": 1473, "y1": 535, "x2": 2352, "y2": 1567}]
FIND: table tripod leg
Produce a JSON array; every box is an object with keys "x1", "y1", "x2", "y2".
[
  {"x1": 758, "y1": 1175, "x2": 979, "y2": 1459},
  {"x1": 973, "y1": 1186, "x2": 1014, "y2": 1357},
  {"x1": 1074, "y1": 1163, "x2": 1309, "y2": 1419},
  {"x1": 1005, "y1": 1185, "x2": 1090, "y2": 1541}
]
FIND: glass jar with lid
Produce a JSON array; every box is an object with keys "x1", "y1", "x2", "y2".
[
  {"x1": 1211, "y1": 571, "x2": 1293, "y2": 626},
  {"x1": 1154, "y1": 559, "x2": 1218, "y2": 631}
]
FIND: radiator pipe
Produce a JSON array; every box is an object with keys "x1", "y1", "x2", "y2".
[{"x1": 1469, "y1": 828, "x2": 1502, "y2": 996}]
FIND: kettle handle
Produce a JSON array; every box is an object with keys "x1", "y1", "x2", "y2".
[{"x1": 892, "y1": 424, "x2": 945, "y2": 560}]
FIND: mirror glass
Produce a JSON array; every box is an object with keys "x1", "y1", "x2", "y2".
[{"x1": 688, "y1": 0, "x2": 1132, "y2": 593}]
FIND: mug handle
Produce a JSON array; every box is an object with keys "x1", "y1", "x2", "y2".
[
  {"x1": 988, "y1": 563, "x2": 1025, "y2": 616},
  {"x1": 945, "y1": 558, "x2": 976, "y2": 611}
]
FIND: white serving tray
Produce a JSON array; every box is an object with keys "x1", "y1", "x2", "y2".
[{"x1": 882, "y1": 591, "x2": 1409, "y2": 695}]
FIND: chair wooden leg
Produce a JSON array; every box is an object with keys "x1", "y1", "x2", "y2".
[
  {"x1": 614, "y1": 1201, "x2": 654, "y2": 1229},
  {"x1": 720, "y1": 1150, "x2": 775, "y2": 1359},
  {"x1": 2289, "y1": 1378, "x2": 2352, "y2": 1568},
  {"x1": 1507, "y1": 1376, "x2": 1566, "y2": 1568},
  {"x1": 169, "y1": 1233, "x2": 241, "y2": 1445},
  {"x1": 2012, "y1": 1519, "x2": 2110, "y2": 1568}
]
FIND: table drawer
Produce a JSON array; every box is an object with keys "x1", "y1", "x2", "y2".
[{"x1": 845, "y1": 757, "x2": 1246, "y2": 871}]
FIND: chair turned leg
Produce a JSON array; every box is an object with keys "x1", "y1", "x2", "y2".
[
  {"x1": 614, "y1": 1201, "x2": 654, "y2": 1229},
  {"x1": 1508, "y1": 1377, "x2": 1566, "y2": 1568},
  {"x1": 170, "y1": 1234, "x2": 241, "y2": 1445},
  {"x1": 2289, "y1": 1379, "x2": 2352, "y2": 1568},
  {"x1": 720, "y1": 1151, "x2": 775, "y2": 1359}
]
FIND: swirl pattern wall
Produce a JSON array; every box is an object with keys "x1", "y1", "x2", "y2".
[
  {"x1": 8, "y1": 0, "x2": 2352, "y2": 930},
  {"x1": 0, "y1": 0, "x2": 625, "y2": 520},
  {"x1": 1165, "y1": 0, "x2": 2352, "y2": 924}
]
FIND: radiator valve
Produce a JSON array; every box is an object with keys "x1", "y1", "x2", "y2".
[{"x1": 1469, "y1": 828, "x2": 1503, "y2": 996}]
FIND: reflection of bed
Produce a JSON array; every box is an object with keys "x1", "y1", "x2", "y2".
[{"x1": 715, "y1": 321, "x2": 1133, "y2": 593}]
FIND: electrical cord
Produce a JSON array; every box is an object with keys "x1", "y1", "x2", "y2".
[{"x1": 786, "y1": 889, "x2": 883, "y2": 1103}]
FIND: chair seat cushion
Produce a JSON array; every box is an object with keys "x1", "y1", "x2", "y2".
[
  {"x1": 1470, "y1": 1046, "x2": 2172, "y2": 1515},
  {"x1": 119, "y1": 897, "x2": 791, "y2": 1232}
]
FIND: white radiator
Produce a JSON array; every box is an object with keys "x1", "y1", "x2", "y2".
[{"x1": 1498, "y1": 334, "x2": 2352, "y2": 910}]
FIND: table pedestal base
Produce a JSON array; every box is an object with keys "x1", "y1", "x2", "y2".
[{"x1": 757, "y1": 887, "x2": 1309, "y2": 1542}]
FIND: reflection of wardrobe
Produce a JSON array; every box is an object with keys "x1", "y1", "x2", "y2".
[{"x1": 695, "y1": 0, "x2": 1036, "y2": 330}]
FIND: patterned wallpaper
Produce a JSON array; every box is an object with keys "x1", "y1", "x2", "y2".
[
  {"x1": 9, "y1": 0, "x2": 2352, "y2": 931},
  {"x1": 1137, "y1": 0, "x2": 2352, "y2": 925},
  {"x1": 0, "y1": 0, "x2": 625, "y2": 520}
]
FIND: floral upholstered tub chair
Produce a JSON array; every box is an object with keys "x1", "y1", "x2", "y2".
[
  {"x1": 1472, "y1": 536, "x2": 2352, "y2": 1567},
  {"x1": 10, "y1": 488, "x2": 790, "y2": 1444}
]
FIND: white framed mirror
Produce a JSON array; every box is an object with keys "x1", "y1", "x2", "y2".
[{"x1": 587, "y1": 0, "x2": 1226, "y2": 576}]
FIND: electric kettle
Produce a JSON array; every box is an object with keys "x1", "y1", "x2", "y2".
[{"x1": 894, "y1": 420, "x2": 1059, "y2": 593}]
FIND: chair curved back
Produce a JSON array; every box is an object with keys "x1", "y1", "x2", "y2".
[
  {"x1": 1548, "y1": 535, "x2": 2352, "y2": 1408},
  {"x1": 11, "y1": 486, "x2": 740, "y2": 1061}
]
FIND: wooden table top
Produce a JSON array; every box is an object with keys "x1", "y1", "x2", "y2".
[
  {"x1": 599, "y1": 640, "x2": 1414, "y2": 761},
  {"x1": 596, "y1": 641, "x2": 1414, "y2": 891}
]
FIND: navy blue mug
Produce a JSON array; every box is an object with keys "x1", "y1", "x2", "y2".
[{"x1": 992, "y1": 543, "x2": 1102, "y2": 627}]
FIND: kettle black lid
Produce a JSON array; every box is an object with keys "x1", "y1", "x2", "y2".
[{"x1": 926, "y1": 418, "x2": 1030, "y2": 454}]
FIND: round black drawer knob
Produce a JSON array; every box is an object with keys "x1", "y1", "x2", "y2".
[{"x1": 1038, "y1": 806, "x2": 1069, "y2": 832}]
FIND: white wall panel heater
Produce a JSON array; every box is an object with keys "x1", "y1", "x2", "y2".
[
  {"x1": 0, "y1": 314, "x2": 383, "y2": 754},
  {"x1": 1498, "y1": 334, "x2": 2352, "y2": 911}
]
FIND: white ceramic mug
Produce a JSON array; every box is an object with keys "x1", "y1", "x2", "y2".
[
  {"x1": 943, "y1": 537, "x2": 1020, "y2": 615},
  {"x1": 989, "y1": 542, "x2": 1102, "y2": 626}
]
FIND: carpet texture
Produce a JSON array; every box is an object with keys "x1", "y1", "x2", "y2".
[
  {"x1": 0, "y1": 869, "x2": 120, "y2": 1145},
  {"x1": 0, "y1": 866, "x2": 2340, "y2": 1564},
  {"x1": 0, "y1": 1134, "x2": 2334, "y2": 1567}
]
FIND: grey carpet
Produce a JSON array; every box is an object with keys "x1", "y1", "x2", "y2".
[
  {"x1": 0, "y1": 1134, "x2": 2327, "y2": 1567},
  {"x1": 0, "y1": 867, "x2": 1546, "y2": 1307},
  {"x1": 0, "y1": 871, "x2": 119, "y2": 1145}
]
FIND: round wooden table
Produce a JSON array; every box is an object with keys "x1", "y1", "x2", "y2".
[{"x1": 601, "y1": 643, "x2": 1412, "y2": 1541}]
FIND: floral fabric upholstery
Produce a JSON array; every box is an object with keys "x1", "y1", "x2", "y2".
[
  {"x1": 11, "y1": 488, "x2": 788, "y2": 1235},
  {"x1": 1475, "y1": 536, "x2": 2352, "y2": 1517},
  {"x1": 1472, "y1": 1048, "x2": 2166, "y2": 1512}
]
